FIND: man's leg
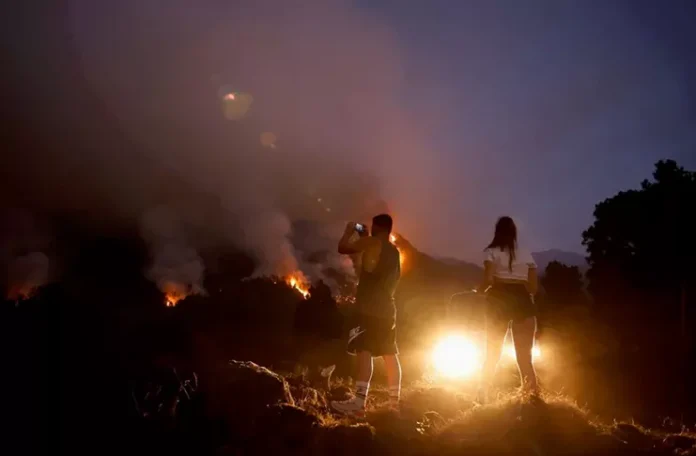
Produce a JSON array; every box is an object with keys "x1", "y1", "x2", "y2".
[
  {"x1": 331, "y1": 350, "x2": 373, "y2": 415},
  {"x1": 383, "y1": 354, "x2": 401, "y2": 405},
  {"x1": 332, "y1": 314, "x2": 375, "y2": 417},
  {"x1": 354, "y1": 350, "x2": 374, "y2": 405}
]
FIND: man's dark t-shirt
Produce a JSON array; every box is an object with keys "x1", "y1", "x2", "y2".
[{"x1": 354, "y1": 238, "x2": 400, "y2": 324}]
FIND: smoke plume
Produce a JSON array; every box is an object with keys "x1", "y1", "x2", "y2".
[
  {"x1": 6, "y1": 0, "x2": 445, "y2": 287},
  {"x1": 140, "y1": 205, "x2": 206, "y2": 303},
  {"x1": 0, "y1": 209, "x2": 53, "y2": 300}
]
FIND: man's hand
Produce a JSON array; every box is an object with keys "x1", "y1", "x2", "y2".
[
  {"x1": 343, "y1": 222, "x2": 357, "y2": 236},
  {"x1": 338, "y1": 222, "x2": 371, "y2": 255}
]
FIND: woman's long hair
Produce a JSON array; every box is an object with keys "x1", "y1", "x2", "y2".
[{"x1": 486, "y1": 216, "x2": 517, "y2": 272}]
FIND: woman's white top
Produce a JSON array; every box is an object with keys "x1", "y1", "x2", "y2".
[{"x1": 483, "y1": 247, "x2": 537, "y2": 282}]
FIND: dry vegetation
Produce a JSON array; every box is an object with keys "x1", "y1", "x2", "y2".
[{"x1": 202, "y1": 361, "x2": 696, "y2": 456}]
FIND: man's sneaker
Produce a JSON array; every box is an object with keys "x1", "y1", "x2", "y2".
[{"x1": 330, "y1": 398, "x2": 366, "y2": 418}]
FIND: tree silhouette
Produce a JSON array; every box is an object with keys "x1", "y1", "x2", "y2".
[
  {"x1": 541, "y1": 261, "x2": 587, "y2": 309},
  {"x1": 582, "y1": 160, "x2": 696, "y2": 344}
]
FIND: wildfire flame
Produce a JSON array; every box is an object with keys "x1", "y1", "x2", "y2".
[
  {"x1": 286, "y1": 273, "x2": 311, "y2": 299},
  {"x1": 165, "y1": 294, "x2": 181, "y2": 307},
  {"x1": 390, "y1": 234, "x2": 406, "y2": 271},
  {"x1": 162, "y1": 282, "x2": 188, "y2": 308},
  {"x1": 7, "y1": 284, "x2": 37, "y2": 302}
]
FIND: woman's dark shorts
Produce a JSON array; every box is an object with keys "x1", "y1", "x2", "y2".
[{"x1": 486, "y1": 283, "x2": 536, "y2": 323}]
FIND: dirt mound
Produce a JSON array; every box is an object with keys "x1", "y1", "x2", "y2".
[
  {"x1": 436, "y1": 393, "x2": 618, "y2": 455},
  {"x1": 201, "y1": 360, "x2": 294, "y2": 437}
]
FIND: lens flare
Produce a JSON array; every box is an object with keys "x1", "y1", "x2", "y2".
[{"x1": 432, "y1": 334, "x2": 481, "y2": 379}]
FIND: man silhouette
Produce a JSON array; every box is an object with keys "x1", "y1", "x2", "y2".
[{"x1": 331, "y1": 214, "x2": 401, "y2": 416}]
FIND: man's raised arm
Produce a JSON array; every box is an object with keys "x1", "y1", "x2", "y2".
[{"x1": 338, "y1": 222, "x2": 371, "y2": 254}]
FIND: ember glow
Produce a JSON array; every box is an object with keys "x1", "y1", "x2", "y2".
[
  {"x1": 7, "y1": 284, "x2": 37, "y2": 302},
  {"x1": 165, "y1": 294, "x2": 181, "y2": 307},
  {"x1": 286, "y1": 273, "x2": 311, "y2": 299},
  {"x1": 162, "y1": 282, "x2": 188, "y2": 308}
]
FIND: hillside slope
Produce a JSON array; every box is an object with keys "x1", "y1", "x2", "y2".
[{"x1": 131, "y1": 360, "x2": 696, "y2": 456}]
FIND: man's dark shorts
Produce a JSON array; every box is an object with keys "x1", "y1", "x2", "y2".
[{"x1": 346, "y1": 314, "x2": 398, "y2": 357}]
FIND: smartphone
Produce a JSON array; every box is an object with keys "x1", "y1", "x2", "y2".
[{"x1": 355, "y1": 223, "x2": 366, "y2": 234}]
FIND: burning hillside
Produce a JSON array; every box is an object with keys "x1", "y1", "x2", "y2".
[{"x1": 286, "y1": 272, "x2": 311, "y2": 299}]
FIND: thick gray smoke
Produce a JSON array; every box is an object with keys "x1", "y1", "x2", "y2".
[
  {"x1": 58, "y1": 0, "x2": 443, "y2": 287},
  {"x1": 140, "y1": 205, "x2": 206, "y2": 302}
]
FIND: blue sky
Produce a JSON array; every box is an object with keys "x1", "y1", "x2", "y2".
[{"x1": 351, "y1": 0, "x2": 696, "y2": 254}]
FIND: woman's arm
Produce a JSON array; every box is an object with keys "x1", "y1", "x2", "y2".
[{"x1": 478, "y1": 260, "x2": 495, "y2": 293}]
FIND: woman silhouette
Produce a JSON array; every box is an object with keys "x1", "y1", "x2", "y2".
[{"x1": 477, "y1": 216, "x2": 539, "y2": 403}]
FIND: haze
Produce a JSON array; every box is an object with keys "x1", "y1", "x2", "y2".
[{"x1": 3, "y1": 0, "x2": 695, "y2": 264}]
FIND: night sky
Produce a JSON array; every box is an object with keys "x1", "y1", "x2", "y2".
[
  {"x1": 354, "y1": 0, "x2": 696, "y2": 254},
  {"x1": 3, "y1": 0, "x2": 696, "y2": 262}
]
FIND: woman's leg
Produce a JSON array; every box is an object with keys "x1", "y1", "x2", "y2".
[
  {"x1": 480, "y1": 317, "x2": 509, "y2": 392},
  {"x1": 383, "y1": 354, "x2": 402, "y2": 405},
  {"x1": 511, "y1": 316, "x2": 538, "y2": 392}
]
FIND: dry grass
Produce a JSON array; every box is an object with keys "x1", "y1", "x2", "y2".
[
  {"x1": 283, "y1": 369, "x2": 695, "y2": 455},
  {"x1": 211, "y1": 366, "x2": 696, "y2": 456}
]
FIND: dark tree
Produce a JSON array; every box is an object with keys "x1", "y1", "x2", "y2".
[
  {"x1": 582, "y1": 160, "x2": 696, "y2": 344},
  {"x1": 541, "y1": 261, "x2": 587, "y2": 308}
]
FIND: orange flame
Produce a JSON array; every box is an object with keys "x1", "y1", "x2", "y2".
[
  {"x1": 165, "y1": 294, "x2": 181, "y2": 307},
  {"x1": 162, "y1": 282, "x2": 187, "y2": 308},
  {"x1": 390, "y1": 234, "x2": 406, "y2": 271},
  {"x1": 286, "y1": 273, "x2": 311, "y2": 299},
  {"x1": 7, "y1": 284, "x2": 37, "y2": 302}
]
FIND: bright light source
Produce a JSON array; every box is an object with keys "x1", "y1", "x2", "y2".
[
  {"x1": 431, "y1": 334, "x2": 481, "y2": 379},
  {"x1": 503, "y1": 344, "x2": 542, "y2": 360}
]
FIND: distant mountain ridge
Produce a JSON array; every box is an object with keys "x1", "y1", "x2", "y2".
[
  {"x1": 435, "y1": 249, "x2": 588, "y2": 275},
  {"x1": 532, "y1": 249, "x2": 588, "y2": 273}
]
